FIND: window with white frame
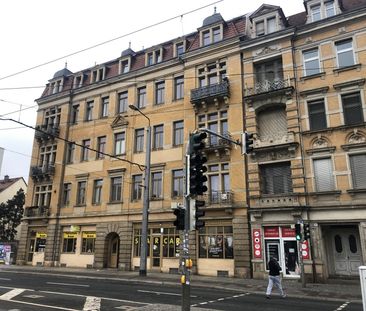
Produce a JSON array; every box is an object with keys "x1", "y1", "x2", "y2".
[
  {"x1": 117, "y1": 91, "x2": 128, "y2": 113},
  {"x1": 96, "y1": 136, "x2": 106, "y2": 159},
  {"x1": 308, "y1": 99, "x2": 327, "y2": 130},
  {"x1": 173, "y1": 120, "x2": 184, "y2": 146},
  {"x1": 207, "y1": 163, "x2": 230, "y2": 203},
  {"x1": 341, "y1": 92, "x2": 364, "y2": 125},
  {"x1": 134, "y1": 129, "x2": 144, "y2": 153},
  {"x1": 201, "y1": 26, "x2": 222, "y2": 46},
  {"x1": 114, "y1": 132, "x2": 126, "y2": 155},
  {"x1": 255, "y1": 16, "x2": 277, "y2": 37},
  {"x1": 155, "y1": 81, "x2": 165, "y2": 105},
  {"x1": 85, "y1": 101, "x2": 94, "y2": 121},
  {"x1": 174, "y1": 76, "x2": 184, "y2": 100},
  {"x1": 349, "y1": 154, "x2": 366, "y2": 189},
  {"x1": 39, "y1": 144, "x2": 57, "y2": 169},
  {"x1": 336, "y1": 39, "x2": 355, "y2": 68},
  {"x1": 76, "y1": 181, "x2": 87, "y2": 205},
  {"x1": 132, "y1": 174, "x2": 142, "y2": 200},
  {"x1": 137, "y1": 87, "x2": 146, "y2": 109},
  {"x1": 311, "y1": 4, "x2": 321, "y2": 21},
  {"x1": 66, "y1": 142, "x2": 75, "y2": 164},
  {"x1": 175, "y1": 42, "x2": 184, "y2": 57},
  {"x1": 81, "y1": 139, "x2": 91, "y2": 161},
  {"x1": 62, "y1": 183, "x2": 71, "y2": 206},
  {"x1": 325, "y1": 1, "x2": 335, "y2": 17},
  {"x1": 71, "y1": 104, "x2": 79, "y2": 124},
  {"x1": 92, "y1": 179, "x2": 103, "y2": 204},
  {"x1": 153, "y1": 124, "x2": 164, "y2": 150},
  {"x1": 198, "y1": 110, "x2": 228, "y2": 147},
  {"x1": 120, "y1": 59, "x2": 130, "y2": 74},
  {"x1": 303, "y1": 48, "x2": 320, "y2": 76},
  {"x1": 44, "y1": 107, "x2": 61, "y2": 129},
  {"x1": 101, "y1": 97, "x2": 109, "y2": 118},
  {"x1": 197, "y1": 60, "x2": 226, "y2": 87},
  {"x1": 172, "y1": 169, "x2": 184, "y2": 197},
  {"x1": 74, "y1": 75, "x2": 83, "y2": 88},
  {"x1": 308, "y1": 0, "x2": 337, "y2": 22},
  {"x1": 34, "y1": 184, "x2": 52, "y2": 207},
  {"x1": 110, "y1": 176, "x2": 122, "y2": 202},
  {"x1": 313, "y1": 157, "x2": 335, "y2": 192},
  {"x1": 151, "y1": 171, "x2": 163, "y2": 199}
]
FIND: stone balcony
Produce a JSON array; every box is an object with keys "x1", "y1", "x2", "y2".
[
  {"x1": 30, "y1": 164, "x2": 56, "y2": 182},
  {"x1": 35, "y1": 124, "x2": 59, "y2": 143},
  {"x1": 24, "y1": 205, "x2": 49, "y2": 218}
]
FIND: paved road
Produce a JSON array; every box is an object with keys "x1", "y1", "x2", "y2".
[{"x1": 0, "y1": 270, "x2": 362, "y2": 310}]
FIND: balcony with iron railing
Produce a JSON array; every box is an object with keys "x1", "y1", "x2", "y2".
[
  {"x1": 204, "y1": 132, "x2": 233, "y2": 155},
  {"x1": 35, "y1": 124, "x2": 59, "y2": 143},
  {"x1": 190, "y1": 79, "x2": 230, "y2": 109},
  {"x1": 197, "y1": 191, "x2": 233, "y2": 208},
  {"x1": 24, "y1": 205, "x2": 49, "y2": 218},
  {"x1": 244, "y1": 77, "x2": 293, "y2": 98},
  {"x1": 30, "y1": 164, "x2": 56, "y2": 181}
]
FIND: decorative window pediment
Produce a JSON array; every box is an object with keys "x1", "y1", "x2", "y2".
[
  {"x1": 342, "y1": 130, "x2": 366, "y2": 150},
  {"x1": 306, "y1": 135, "x2": 335, "y2": 154},
  {"x1": 111, "y1": 115, "x2": 129, "y2": 129}
]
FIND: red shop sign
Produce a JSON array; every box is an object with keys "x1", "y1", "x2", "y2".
[
  {"x1": 252, "y1": 228, "x2": 262, "y2": 259},
  {"x1": 281, "y1": 227, "x2": 295, "y2": 238},
  {"x1": 264, "y1": 227, "x2": 279, "y2": 238},
  {"x1": 301, "y1": 240, "x2": 310, "y2": 260}
]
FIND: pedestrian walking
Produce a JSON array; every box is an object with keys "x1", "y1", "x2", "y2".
[{"x1": 266, "y1": 257, "x2": 286, "y2": 299}]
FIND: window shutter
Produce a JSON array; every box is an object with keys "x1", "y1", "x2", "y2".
[
  {"x1": 314, "y1": 158, "x2": 334, "y2": 192},
  {"x1": 350, "y1": 154, "x2": 366, "y2": 189},
  {"x1": 261, "y1": 162, "x2": 292, "y2": 195}
]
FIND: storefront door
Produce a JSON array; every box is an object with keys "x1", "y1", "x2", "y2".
[
  {"x1": 27, "y1": 239, "x2": 35, "y2": 262},
  {"x1": 331, "y1": 229, "x2": 361, "y2": 276},
  {"x1": 109, "y1": 235, "x2": 119, "y2": 268},
  {"x1": 151, "y1": 235, "x2": 161, "y2": 269}
]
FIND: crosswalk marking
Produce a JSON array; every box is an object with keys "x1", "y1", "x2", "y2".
[
  {"x1": 0, "y1": 288, "x2": 25, "y2": 300},
  {"x1": 83, "y1": 296, "x2": 101, "y2": 311}
]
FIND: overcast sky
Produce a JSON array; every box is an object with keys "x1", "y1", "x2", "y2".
[{"x1": 0, "y1": 0, "x2": 304, "y2": 183}]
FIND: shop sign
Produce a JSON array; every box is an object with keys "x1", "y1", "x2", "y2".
[
  {"x1": 264, "y1": 227, "x2": 279, "y2": 238},
  {"x1": 70, "y1": 225, "x2": 80, "y2": 232},
  {"x1": 252, "y1": 228, "x2": 262, "y2": 259},
  {"x1": 36, "y1": 232, "x2": 47, "y2": 238},
  {"x1": 63, "y1": 232, "x2": 77, "y2": 239},
  {"x1": 163, "y1": 237, "x2": 180, "y2": 246},
  {"x1": 82, "y1": 232, "x2": 96, "y2": 238},
  {"x1": 281, "y1": 227, "x2": 295, "y2": 238},
  {"x1": 301, "y1": 240, "x2": 310, "y2": 260}
]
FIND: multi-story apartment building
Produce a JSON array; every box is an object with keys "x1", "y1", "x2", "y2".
[
  {"x1": 243, "y1": 0, "x2": 366, "y2": 281},
  {"x1": 17, "y1": 0, "x2": 366, "y2": 282},
  {"x1": 16, "y1": 10, "x2": 250, "y2": 278}
]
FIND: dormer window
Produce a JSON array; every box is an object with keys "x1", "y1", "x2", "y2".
[
  {"x1": 50, "y1": 79, "x2": 63, "y2": 95},
  {"x1": 307, "y1": 0, "x2": 338, "y2": 22},
  {"x1": 200, "y1": 25, "x2": 223, "y2": 47},
  {"x1": 145, "y1": 48, "x2": 163, "y2": 66},
  {"x1": 91, "y1": 67, "x2": 106, "y2": 83},
  {"x1": 325, "y1": 1, "x2": 335, "y2": 17},
  {"x1": 119, "y1": 59, "x2": 130, "y2": 74},
  {"x1": 311, "y1": 4, "x2": 321, "y2": 21},
  {"x1": 255, "y1": 16, "x2": 276, "y2": 37},
  {"x1": 175, "y1": 42, "x2": 185, "y2": 57},
  {"x1": 74, "y1": 75, "x2": 84, "y2": 89},
  {"x1": 147, "y1": 53, "x2": 153, "y2": 66}
]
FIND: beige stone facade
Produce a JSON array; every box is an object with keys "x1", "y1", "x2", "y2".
[{"x1": 17, "y1": 0, "x2": 366, "y2": 281}]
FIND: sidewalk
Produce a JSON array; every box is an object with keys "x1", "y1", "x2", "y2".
[{"x1": 0, "y1": 264, "x2": 362, "y2": 303}]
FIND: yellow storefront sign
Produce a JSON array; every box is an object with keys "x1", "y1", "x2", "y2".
[
  {"x1": 36, "y1": 232, "x2": 47, "y2": 238},
  {"x1": 82, "y1": 232, "x2": 96, "y2": 238},
  {"x1": 63, "y1": 232, "x2": 77, "y2": 239}
]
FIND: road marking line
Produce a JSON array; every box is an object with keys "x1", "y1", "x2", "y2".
[
  {"x1": 0, "y1": 277, "x2": 11, "y2": 281},
  {"x1": 217, "y1": 298, "x2": 225, "y2": 301},
  {"x1": 47, "y1": 282, "x2": 90, "y2": 287},
  {"x1": 335, "y1": 301, "x2": 350, "y2": 311},
  {"x1": 0, "y1": 289, "x2": 25, "y2": 300},
  {"x1": 5, "y1": 299, "x2": 79, "y2": 311},
  {"x1": 137, "y1": 289, "x2": 197, "y2": 297},
  {"x1": 83, "y1": 296, "x2": 101, "y2": 311},
  {"x1": 193, "y1": 292, "x2": 249, "y2": 307}
]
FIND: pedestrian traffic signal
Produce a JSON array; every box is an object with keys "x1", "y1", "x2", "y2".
[
  {"x1": 295, "y1": 224, "x2": 302, "y2": 241},
  {"x1": 189, "y1": 132, "x2": 208, "y2": 196},
  {"x1": 242, "y1": 132, "x2": 254, "y2": 154},
  {"x1": 173, "y1": 207, "x2": 185, "y2": 230},
  {"x1": 189, "y1": 198, "x2": 205, "y2": 230},
  {"x1": 304, "y1": 224, "x2": 311, "y2": 241}
]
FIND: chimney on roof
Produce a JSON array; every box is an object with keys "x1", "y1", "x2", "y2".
[{"x1": 4, "y1": 175, "x2": 9, "y2": 182}]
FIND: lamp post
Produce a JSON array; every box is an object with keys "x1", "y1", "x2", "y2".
[{"x1": 129, "y1": 104, "x2": 151, "y2": 276}]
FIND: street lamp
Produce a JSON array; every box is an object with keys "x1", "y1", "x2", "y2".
[{"x1": 129, "y1": 104, "x2": 151, "y2": 277}]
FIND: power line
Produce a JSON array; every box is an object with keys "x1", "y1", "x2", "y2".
[{"x1": 0, "y1": 0, "x2": 223, "y2": 82}]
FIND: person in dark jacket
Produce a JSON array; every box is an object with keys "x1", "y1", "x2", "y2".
[{"x1": 266, "y1": 257, "x2": 286, "y2": 299}]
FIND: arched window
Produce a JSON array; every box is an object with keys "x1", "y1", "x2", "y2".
[
  {"x1": 334, "y1": 235, "x2": 342, "y2": 253},
  {"x1": 349, "y1": 235, "x2": 357, "y2": 254}
]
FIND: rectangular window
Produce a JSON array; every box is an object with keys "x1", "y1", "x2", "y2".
[
  {"x1": 336, "y1": 39, "x2": 354, "y2": 68},
  {"x1": 86, "y1": 101, "x2": 94, "y2": 121},
  {"x1": 350, "y1": 154, "x2": 366, "y2": 189},
  {"x1": 92, "y1": 179, "x2": 103, "y2": 204},
  {"x1": 313, "y1": 158, "x2": 335, "y2": 191},
  {"x1": 198, "y1": 226, "x2": 234, "y2": 259},
  {"x1": 62, "y1": 234, "x2": 77, "y2": 253},
  {"x1": 162, "y1": 228, "x2": 180, "y2": 258},
  {"x1": 66, "y1": 142, "x2": 75, "y2": 164},
  {"x1": 71, "y1": 105, "x2": 79, "y2": 124},
  {"x1": 97, "y1": 136, "x2": 106, "y2": 159},
  {"x1": 172, "y1": 169, "x2": 184, "y2": 197},
  {"x1": 34, "y1": 184, "x2": 52, "y2": 207},
  {"x1": 256, "y1": 21, "x2": 265, "y2": 36},
  {"x1": 62, "y1": 183, "x2": 71, "y2": 206},
  {"x1": 114, "y1": 132, "x2": 126, "y2": 155},
  {"x1": 203, "y1": 30, "x2": 210, "y2": 46},
  {"x1": 155, "y1": 81, "x2": 165, "y2": 105},
  {"x1": 173, "y1": 120, "x2": 184, "y2": 146},
  {"x1": 137, "y1": 87, "x2": 146, "y2": 109},
  {"x1": 155, "y1": 50, "x2": 162, "y2": 63},
  {"x1": 213, "y1": 27, "x2": 221, "y2": 42},
  {"x1": 325, "y1": 1, "x2": 335, "y2": 17},
  {"x1": 176, "y1": 42, "x2": 184, "y2": 57},
  {"x1": 308, "y1": 99, "x2": 327, "y2": 130},
  {"x1": 311, "y1": 4, "x2": 321, "y2": 21},
  {"x1": 147, "y1": 53, "x2": 153, "y2": 66},
  {"x1": 135, "y1": 129, "x2": 144, "y2": 153},
  {"x1": 121, "y1": 60, "x2": 129, "y2": 73},
  {"x1": 110, "y1": 176, "x2": 122, "y2": 202},
  {"x1": 77, "y1": 181, "x2": 87, "y2": 205},
  {"x1": 174, "y1": 76, "x2": 184, "y2": 100},
  {"x1": 267, "y1": 17, "x2": 276, "y2": 34},
  {"x1": 260, "y1": 162, "x2": 292, "y2": 195},
  {"x1": 153, "y1": 124, "x2": 164, "y2": 150},
  {"x1": 118, "y1": 91, "x2": 128, "y2": 113},
  {"x1": 303, "y1": 48, "x2": 320, "y2": 76},
  {"x1": 101, "y1": 97, "x2": 109, "y2": 118},
  {"x1": 132, "y1": 174, "x2": 142, "y2": 200},
  {"x1": 151, "y1": 172, "x2": 163, "y2": 199},
  {"x1": 82, "y1": 232, "x2": 96, "y2": 253},
  {"x1": 81, "y1": 139, "x2": 91, "y2": 161},
  {"x1": 342, "y1": 92, "x2": 364, "y2": 125}
]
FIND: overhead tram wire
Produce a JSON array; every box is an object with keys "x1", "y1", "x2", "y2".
[
  {"x1": 0, "y1": 117, "x2": 145, "y2": 172},
  {"x1": 0, "y1": 0, "x2": 223, "y2": 82}
]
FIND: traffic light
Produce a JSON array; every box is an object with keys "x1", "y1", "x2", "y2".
[
  {"x1": 189, "y1": 198, "x2": 205, "y2": 230},
  {"x1": 173, "y1": 207, "x2": 185, "y2": 230},
  {"x1": 304, "y1": 224, "x2": 311, "y2": 241},
  {"x1": 189, "y1": 132, "x2": 208, "y2": 196},
  {"x1": 242, "y1": 132, "x2": 254, "y2": 154},
  {"x1": 295, "y1": 224, "x2": 302, "y2": 241}
]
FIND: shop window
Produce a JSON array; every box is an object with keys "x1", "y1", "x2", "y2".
[
  {"x1": 82, "y1": 232, "x2": 96, "y2": 253},
  {"x1": 133, "y1": 229, "x2": 150, "y2": 257},
  {"x1": 35, "y1": 238, "x2": 46, "y2": 252},
  {"x1": 349, "y1": 235, "x2": 357, "y2": 254},
  {"x1": 162, "y1": 228, "x2": 180, "y2": 258},
  {"x1": 334, "y1": 235, "x2": 342, "y2": 253},
  {"x1": 62, "y1": 233, "x2": 77, "y2": 253},
  {"x1": 198, "y1": 226, "x2": 233, "y2": 259}
]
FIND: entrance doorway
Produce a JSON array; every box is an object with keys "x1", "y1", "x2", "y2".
[
  {"x1": 329, "y1": 227, "x2": 362, "y2": 276},
  {"x1": 106, "y1": 233, "x2": 120, "y2": 268}
]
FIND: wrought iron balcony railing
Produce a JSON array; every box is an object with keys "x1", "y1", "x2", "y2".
[
  {"x1": 35, "y1": 124, "x2": 59, "y2": 142},
  {"x1": 30, "y1": 164, "x2": 55, "y2": 181},
  {"x1": 204, "y1": 132, "x2": 233, "y2": 152},
  {"x1": 197, "y1": 191, "x2": 233, "y2": 206},
  {"x1": 190, "y1": 80, "x2": 230, "y2": 105},
  {"x1": 24, "y1": 205, "x2": 49, "y2": 218},
  {"x1": 244, "y1": 77, "x2": 291, "y2": 97}
]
